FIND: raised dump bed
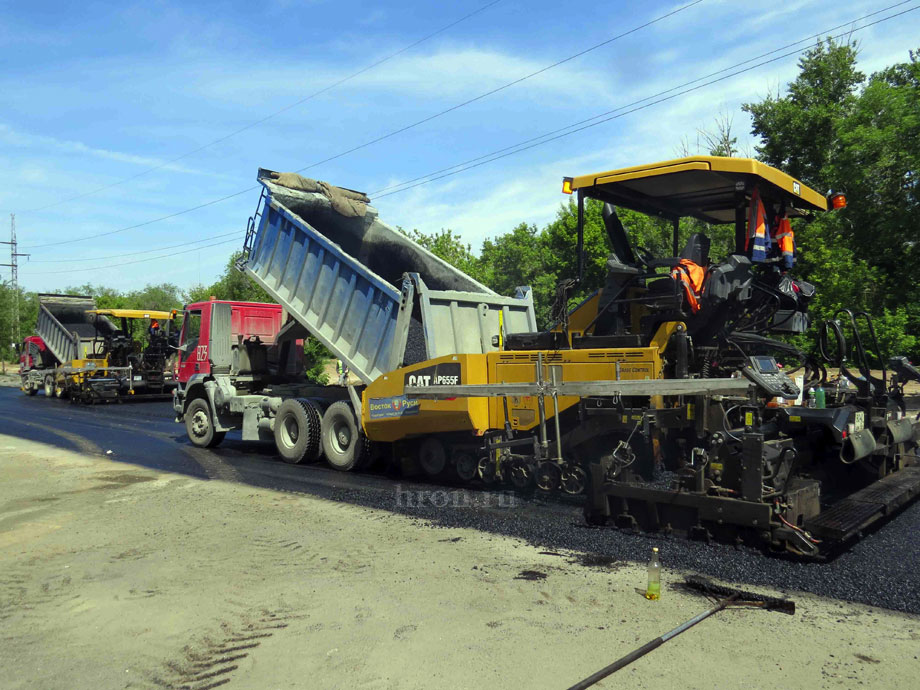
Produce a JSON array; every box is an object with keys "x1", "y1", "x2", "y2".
[
  {"x1": 36, "y1": 294, "x2": 117, "y2": 363},
  {"x1": 239, "y1": 170, "x2": 537, "y2": 384}
]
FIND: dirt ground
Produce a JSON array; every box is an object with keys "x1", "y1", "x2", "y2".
[
  {"x1": 0, "y1": 371, "x2": 20, "y2": 388},
  {"x1": 2, "y1": 435, "x2": 918, "y2": 689}
]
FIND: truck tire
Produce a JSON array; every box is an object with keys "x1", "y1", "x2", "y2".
[
  {"x1": 321, "y1": 401, "x2": 367, "y2": 472},
  {"x1": 274, "y1": 398, "x2": 322, "y2": 464},
  {"x1": 44, "y1": 375, "x2": 54, "y2": 398},
  {"x1": 185, "y1": 397, "x2": 226, "y2": 449},
  {"x1": 22, "y1": 377, "x2": 37, "y2": 396}
]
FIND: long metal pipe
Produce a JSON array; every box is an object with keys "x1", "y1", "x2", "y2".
[
  {"x1": 536, "y1": 353, "x2": 548, "y2": 453},
  {"x1": 550, "y1": 367, "x2": 563, "y2": 463}
]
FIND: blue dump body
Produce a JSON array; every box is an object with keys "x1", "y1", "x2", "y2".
[{"x1": 240, "y1": 174, "x2": 537, "y2": 384}]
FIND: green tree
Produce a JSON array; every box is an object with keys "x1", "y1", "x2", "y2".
[
  {"x1": 0, "y1": 282, "x2": 38, "y2": 362},
  {"x1": 401, "y1": 228, "x2": 482, "y2": 282},
  {"x1": 479, "y1": 221, "x2": 558, "y2": 324},
  {"x1": 743, "y1": 40, "x2": 920, "y2": 357},
  {"x1": 831, "y1": 49, "x2": 920, "y2": 286},
  {"x1": 744, "y1": 39, "x2": 865, "y2": 190}
]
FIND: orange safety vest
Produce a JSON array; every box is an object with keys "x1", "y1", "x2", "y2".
[
  {"x1": 773, "y1": 216, "x2": 795, "y2": 269},
  {"x1": 746, "y1": 188, "x2": 769, "y2": 262},
  {"x1": 671, "y1": 259, "x2": 706, "y2": 313}
]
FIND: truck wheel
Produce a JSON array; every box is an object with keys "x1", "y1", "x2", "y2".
[
  {"x1": 321, "y1": 401, "x2": 366, "y2": 471},
  {"x1": 275, "y1": 398, "x2": 322, "y2": 464},
  {"x1": 186, "y1": 398, "x2": 226, "y2": 448},
  {"x1": 44, "y1": 376, "x2": 54, "y2": 398},
  {"x1": 22, "y1": 378, "x2": 38, "y2": 396}
]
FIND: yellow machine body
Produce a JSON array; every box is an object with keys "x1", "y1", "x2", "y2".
[
  {"x1": 53, "y1": 357, "x2": 110, "y2": 389},
  {"x1": 86, "y1": 309, "x2": 177, "y2": 321},
  {"x1": 361, "y1": 323, "x2": 679, "y2": 442}
]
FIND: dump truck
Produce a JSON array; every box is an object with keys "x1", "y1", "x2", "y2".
[
  {"x1": 173, "y1": 170, "x2": 536, "y2": 464},
  {"x1": 20, "y1": 294, "x2": 178, "y2": 402},
  {"x1": 174, "y1": 159, "x2": 920, "y2": 556}
]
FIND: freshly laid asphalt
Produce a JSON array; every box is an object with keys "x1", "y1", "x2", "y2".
[{"x1": 2, "y1": 386, "x2": 918, "y2": 614}]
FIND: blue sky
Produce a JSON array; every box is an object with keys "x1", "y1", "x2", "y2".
[{"x1": 2, "y1": 0, "x2": 918, "y2": 294}]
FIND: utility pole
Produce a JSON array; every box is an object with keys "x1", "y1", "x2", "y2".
[{"x1": 1, "y1": 213, "x2": 29, "y2": 354}]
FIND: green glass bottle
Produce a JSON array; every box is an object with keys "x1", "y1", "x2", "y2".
[{"x1": 646, "y1": 547, "x2": 661, "y2": 600}]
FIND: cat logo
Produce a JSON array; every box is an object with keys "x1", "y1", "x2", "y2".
[{"x1": 404, "y1": 362, "x2": 461, "y2": 387}]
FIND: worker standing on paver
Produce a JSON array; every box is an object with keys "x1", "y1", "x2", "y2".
[{"x1": 336, "y1": 359, "x2": 349, "y2": 386}]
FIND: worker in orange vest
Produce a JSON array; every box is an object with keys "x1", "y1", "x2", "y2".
[{"x1": 671, "y1": 259, "x2": 706, "y2": 313}]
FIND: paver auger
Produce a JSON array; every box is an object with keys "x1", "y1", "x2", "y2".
[{"x1": 403, "y1": 157, "x2": 920, "y2": 555}]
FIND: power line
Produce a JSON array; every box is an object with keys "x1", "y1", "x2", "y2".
[
  {"x1": 27, "y1": 231, "x2": 239, "y2": 262},
  {"x1": 24, "y1": 1, "x2": 916, "y2": 263},
  {"x1": 15, "y1": 0, "x2": 506, "y2": 216},
  {"x1": 288, "y1": 0, "x2": 704, "y2": 176},
  {"x1": 368, "y1": 0, "x2": 920, "y2": 198},
  {"x1": 23, "y1": 187, "x2": 254, "y2": 250},
  {"x1": 22, "y1": 0, "x2": 702, "y2": 251},
  {"x1": 21, "y1": 237, "x2": 241, "y2": 275},
  {"x1": 21, "y1": 4, "x2": 917, "y2": 281}
]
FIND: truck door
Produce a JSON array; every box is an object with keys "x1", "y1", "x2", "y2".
[{"x1": 176, "y1": 307, "x2": 210, "y2": 382}]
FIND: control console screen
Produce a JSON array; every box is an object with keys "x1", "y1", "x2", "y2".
[{"x1": 752, "y1": 356, "x2": 779, "y2": 374}]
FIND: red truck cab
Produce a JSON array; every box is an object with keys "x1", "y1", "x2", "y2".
[
  {"x1": 19, "y1": 336, "x2": 49, "y2": 373},
  {"x1": 175, "y1": 300, "x2": 284, "y2": 384}
]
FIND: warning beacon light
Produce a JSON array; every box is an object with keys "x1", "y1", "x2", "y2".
[{"x1": 828, "y1": 190, "x2": 847, "y2": 209}]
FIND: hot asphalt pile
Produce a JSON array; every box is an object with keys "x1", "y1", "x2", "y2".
[{"x1": 325, "y1": 482, "x2": 920, "y2": 615}]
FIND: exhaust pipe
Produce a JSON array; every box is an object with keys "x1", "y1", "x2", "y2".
[{"x1": 841, "y1": 428, "x2": 876, "y2": 464}]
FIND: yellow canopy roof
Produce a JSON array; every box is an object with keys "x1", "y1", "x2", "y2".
[
  {"x1": 88, "y1": 309, "x2": 176, "y2": 320},
  {"x1": 566, "y1": 156, "x2": 827, "y2": 224}
]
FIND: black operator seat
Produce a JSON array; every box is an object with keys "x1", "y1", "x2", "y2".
[
  {"x1": 643, "y1": 232, "x2": 711, "y2": 307},
  {"x1": 680, "y1": 232, "x2": 710, "y2": 266},
  {"x1": 593, "y1": 205, "x2": 643, "y2": 337}
]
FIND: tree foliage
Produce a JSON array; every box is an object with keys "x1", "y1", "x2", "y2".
[{"x1": 743, "y1": 40, "x2": 920, "y2": 358}]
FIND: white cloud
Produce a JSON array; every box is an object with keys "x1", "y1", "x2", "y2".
[
  {"x1": 374, "y1": 143, "x2": 648, "y2": 251},
  {"x1": 191, "y1": 46, "x2": 617, "y2": 106},
  {"x1": 0, "y1": 123, "x2": 221, "y2": 179}
]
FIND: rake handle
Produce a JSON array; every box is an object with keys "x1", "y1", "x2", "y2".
[{"x1": 566, "y1": 594, "x2": 739, "y2": 690}]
